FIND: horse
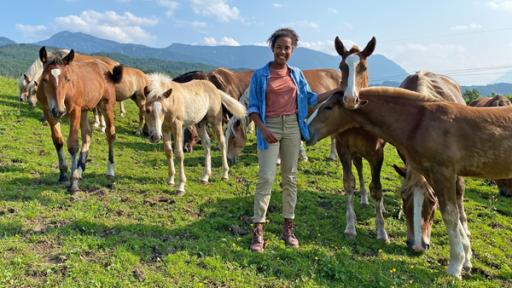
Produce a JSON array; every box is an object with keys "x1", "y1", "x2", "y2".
[
  {"x1": 304, "y1": 86, "x2": 512, "y2": 278},
  {"x1": 18, "y1": 50, "x2": 147, "y2": 134},
  {"x1": 397, "y1": 71, "x2": 468, "y2": 253},
  {"x1": 36, "y1": 46, "x2": 123, "y2": 193},
  {"x1": 469, "y1": 94, "x2": 512, "y2": 107},
  {"x1": 143, "y1": 73, "x2": 246, "y2": 195},
  {"x1": 322, "y1": 36, "x2": 395, "y2": 242},
  {"x1": 224, "y1": 68, "x2": 341, "y2": 164},
  {"x1": 469, "y1": 94, "x2": 512, "y2": 197}
]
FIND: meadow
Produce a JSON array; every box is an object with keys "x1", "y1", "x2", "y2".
[{"x1": 0, "y1": 76, "x2": 510, "y2": 287}]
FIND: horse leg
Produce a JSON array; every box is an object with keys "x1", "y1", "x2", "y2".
[
  {"x1": 212, "y1": 120, "x2": 228, "y2": 180},
  {"x1": 44, "y1": 109, "x2": 68, "y2": 183},
  {"x1": 353, "y1": 156, "x2": 369, "y2": 207},
  {"x1": 119, "y1": 101, "x2": 125, "y2": 118},
  {"x1": 162, "y1": 128, "x2": 175, "y2": 185},
  {"x1": 298, "y1": 141, "x2": 308, "y2": 162},
  {"x1": 428, "y1": 171, "x2": 471, "y2": 279},
  {"x1": 102, "y1": 100, "x2": 116, "y2": 188},
  {"x1": 369, "y1": 151, "x2": 388, "y2": 242},
  {"x1": 135, "y1": 98, "x2": 145, "y2": 135},
  {"x1": 328, "y1": 136, "x2": 337, "y2": 160},
  {"x1": 337, "y1": 141, "x2": 357, "y2": 240},
  {"x1": 173, "y1": 122, "x2": 186, "y2": 195},
  {"x1": 67, "y1": 109, "x2": 82, "y2": 193},
  {"x1": 456, "y1": 176, "x2": 470, "y2": 236},
  {"x1": 77, "y1": 111, "x2": 93, "y2": 179},
  {"x1": 197, "y1": 123, "x2": 212, "y2": 183}
]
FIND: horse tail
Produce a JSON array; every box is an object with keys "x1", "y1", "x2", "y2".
[
  {"x1": 219, "y1": 90, "x2": 246, "y2": 118},
  {"x1": 109, "y1": 64, "x2": 124, "y2": 84}
]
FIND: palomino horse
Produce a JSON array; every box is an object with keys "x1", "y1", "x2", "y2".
[
  {"x1": 470, "y1": 95, "x2": 512, "y2": 197},
  {"x1": 37, "y1": 47, "x2": 123, "y2": 193},
  {"x1": 143, "y1": 73, "x2": 246, "y2": 195},
  {"x1": 225, "y1": 68, "x2": 341, "y2": 164},
  {"x1": 398, "y1": 71, "x2": 468, "y2": 253},
  {"x1": 172, "y1": 68, "x2": 252, "y2": 153},
  {"x1": 329, "y1": 36, "x2": 391, "y2": 241},
  {"x1": 303, "y1": 86, "x2": 512, "y2": 278}
]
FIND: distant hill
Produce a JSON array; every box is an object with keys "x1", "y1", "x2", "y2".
[
  {"x1": 494, "y1": 70, "x2": 512, "y2": 84},
  {"x1": 0, "y1": 37, "x2": 15, "y2": 47},
  {"x1": 35, "y1": 31, "x2": 408, "y2": 83},
  {"x1": 0, "y1": 44, "x2": 215, "y2": 79}
]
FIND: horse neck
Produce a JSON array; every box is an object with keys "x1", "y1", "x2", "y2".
[{"x1": 348, "y1": 94, "x2": 419, "y2": 149}]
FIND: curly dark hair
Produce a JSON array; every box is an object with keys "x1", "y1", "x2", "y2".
[{"x1": 267, "y1": 28, "x2": 299, "y2": 49}]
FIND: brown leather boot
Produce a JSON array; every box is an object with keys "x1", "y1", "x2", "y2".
[
  {"x1": 250, "y1": 223, "x2": 265, "y2": 252},
  {"x1": 282, "y1": 218, "x2": 299, "y2": 248}
]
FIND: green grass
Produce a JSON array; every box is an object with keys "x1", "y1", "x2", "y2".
[{"x1": 0, "y1": 76, "x2": 511, "y2": 287}]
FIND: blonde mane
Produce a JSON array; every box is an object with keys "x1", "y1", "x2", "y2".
[
  {"x1": 225, "y1": 87, "x2": 250, "y2": 140},
  {"x1": 146, "y1": 73, "x2": 173, "y2": 101}
]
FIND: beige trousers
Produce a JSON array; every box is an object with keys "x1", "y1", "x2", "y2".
[{"x1": 252, "y1": 114, "x2": 301, "y2": 223}]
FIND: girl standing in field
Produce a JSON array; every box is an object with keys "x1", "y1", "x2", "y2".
[{"x1": 248, "y1": 28, "x2": 330, "y2": 252}]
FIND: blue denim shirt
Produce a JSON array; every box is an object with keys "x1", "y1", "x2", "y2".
[{"x1": 247, "y1": 62, "x2": 318, "y2": 150}]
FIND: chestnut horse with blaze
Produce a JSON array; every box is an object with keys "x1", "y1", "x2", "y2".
[
  {"x1": 305, "y1": 86, "x2": 512, "y2": 278},
  {"x1": 37, "y1": 47, "x2": 123, "y2": 193}
]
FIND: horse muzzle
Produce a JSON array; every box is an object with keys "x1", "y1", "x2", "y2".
[
  {"x1": 51, "y1": 107, "x2": 67, "y2": 119},
  {"x1": 149, "y1": 134, "x2": 162, "y2": 143}
]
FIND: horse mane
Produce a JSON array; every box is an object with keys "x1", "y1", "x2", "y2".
[
  {"x1": 399, "y1": 168, "x2": 437, "y2": 208},
  {"x1": 146, "y1": 73, "x2": 173, "y2": 101}
]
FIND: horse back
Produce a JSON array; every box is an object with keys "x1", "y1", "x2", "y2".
[
  {"x1": 400, "y1": 71, "x2": 465, "y2": 105},
  {"x1": 304, "y1": 69, "x2": 340, "y2": 93}
]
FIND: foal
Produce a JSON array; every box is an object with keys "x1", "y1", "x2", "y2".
[
  {"x1": 305, "y1": 87, "x2": 512, "y2": 278},
  {"x1": 144, "y1": 74, "x2": 246, "y2": 195},
  {"x1": 330, "y1": 36, "x2": 390, "y2": 241},
  {"x1": 37, "y1": 47, "x2": 123, "y2": 193}
]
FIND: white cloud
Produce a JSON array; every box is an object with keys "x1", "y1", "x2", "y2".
[
  {"x1": 273, "y1": 3, "x2": 286, "y2": 8},
  {"x1": 202, "y1": 36, "x2": 240, "y2": 46},
  {"x1": 285, "y1": 20, "x2": 319, "y2": 29},
  {"x1": 54, "y1": 10, "x2": 158, "y2": 43},
  {"x1": 488, "y1": 0, "x2": 512, "y2": 12},
  {"x1": 191, "y1": 0, "x2": 240, "y2": 22},
  {"x1": 155, "y1": 0, "x2": 179, "y2": 17},
  {"x1": 328, "y1": 8, "x2": 338, "y2": 13},
  {"x1": 16, "y1": 24, "x2": 48, "y2": 35},
  {"x1": 450, "y1": 23, "x2": 482, "y2": 30}
]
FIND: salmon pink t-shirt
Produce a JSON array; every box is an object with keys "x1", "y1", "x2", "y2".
[{"x1": 265, "y1": 66, "x2": 297, "y2": 117}]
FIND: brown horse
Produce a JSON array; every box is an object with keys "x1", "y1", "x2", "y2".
[
  {"x1": 398, "y1": 71, "x2": 468, "y2": 252},
  {"x1": 37, "y1": 47, "x2": 123, "y2": 193},
  {"x1": 225, "y1": 68, "x2": 341, "y2": 164},
  {"x1": 143, "y1": 73, "x2": 246, "y2": 195},
  {"x1": 470, "y1": 95, "x2": 512, "y2": 197},
  {"x1": 303, "y1": 86, "x2": 512, "y2": 278},
  {"x1": 325, "y1": 36, "x2": 391, "y2": 242}
]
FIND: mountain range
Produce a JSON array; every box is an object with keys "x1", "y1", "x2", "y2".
[
  {"x1": 35, "y1": 31, "x2": 408, "y2": 83},
  {"x1": 1, "y1": 31, "x2": 511, "y2": 95}
]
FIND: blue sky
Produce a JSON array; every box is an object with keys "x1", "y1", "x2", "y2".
[{"x1": 2, "y1": 0, "x2": 512, "y2": 85}]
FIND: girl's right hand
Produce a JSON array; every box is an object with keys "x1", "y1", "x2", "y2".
[{"x1": 262, "y1": 127, "x2": 278, "y2": 144}]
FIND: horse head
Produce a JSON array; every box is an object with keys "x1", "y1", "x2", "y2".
[
  {"x1": 143, "y1": 84, "x2": 171, "y2": 143},
  {"x1": 335, "y1": 36, "x2": 376, "y2": 109},
  {"x1": 38, "y1": 46, "x2": 75, "y2": 119}
]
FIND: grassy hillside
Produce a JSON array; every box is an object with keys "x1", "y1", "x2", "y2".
[{"x1": 0, "y1": 76, "x2": 510, "y2": 287}]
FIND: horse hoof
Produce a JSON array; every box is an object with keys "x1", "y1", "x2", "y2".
[
  {"x1": 412, "y1": 244, "x2": 426, "y2": 253},
  {"x1": 68, "y1": 184, "x2": 80, "y2": 194},
  {"x1": 360, "y1": 202, "x2": 369, "y2": 208},
  {"x1": 377, "y1": 232, "x2": 390, "y2": 243},
  {"x1": 344, "y1": 232, "x2": 357, "y2": 241},
  {"x1": 176, "y1": 190, "x2": 185, "y2": 197},
  {"x1": 58, "y1": 174, "x2": 68, "y2": 183},
  {"x1": 200, "y1": 179, "x2": 209, "y2": 184}
]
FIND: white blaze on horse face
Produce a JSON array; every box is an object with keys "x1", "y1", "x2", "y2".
[
  {"x1": 51, "y1": 69, "x2": 61, "y2": 86},
  {"x1": 344, "y1": 54, "x2": 360, "y2": 108},
  {"x1": 153, "y1": 101, "x2": 163, "y2": 138}
]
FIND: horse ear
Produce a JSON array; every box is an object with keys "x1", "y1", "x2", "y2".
[
  {"x1": 361, "y1": 37, "x2": 376, "y2": 58},
  {"x1": 63, "y1": 49, "x2": 75, "y2": 65},
  {"x1": 163, "y1": 88, "x2": 173, "y2": 98},
  {"x1": 23, "y1": 74, "x2": 30, "y2": 83},
  {"x1": 334, "y1": 36, "x2": 348, "y2": 58},
  {"x1": 39, "y1": 46, "x2": 48, "y2": 64}
]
